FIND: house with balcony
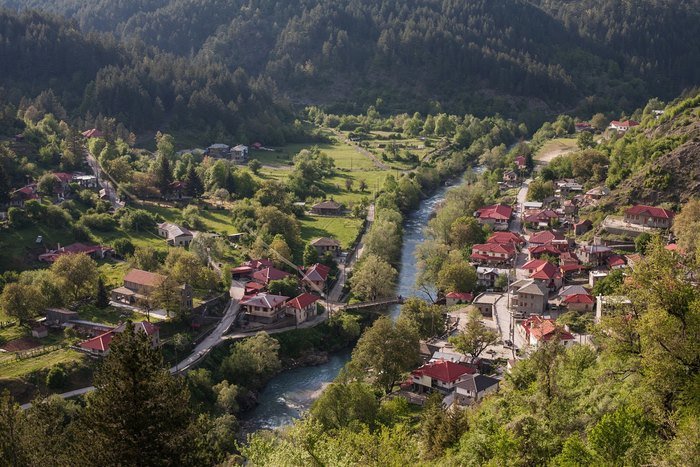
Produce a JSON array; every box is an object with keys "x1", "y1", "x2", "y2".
[
  {"x1": 310, "y1": 237, "x2": 341, "y2": 257},
  {"x1": 475, "y1": 204, "x2": 512, "y2": 231},
  {"x1": 411, "y1": 360, "x2": 476, "y2": 394},
  {"x1": 470, "y1": 242, "x2": 516, "y2": 266},
  {"x1": 286, "y1": 293, "x2": 320, "y2": 324},
  {"x1": 230, "y1": 144, "x2": 249, "y2": 163},
  {"x1": 623, "y1": 205, "x2": 674, "y2": 229},
  {"x1": 240, "y1": 293, "x2": 290, "y2": 324},
  {"x1": 111, "y1": 269, "x2": 193, "y2": 311}
]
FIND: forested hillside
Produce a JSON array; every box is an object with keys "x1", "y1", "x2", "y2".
[
  {"x1": 2, "y1": 0, "x2": 699, "y2": 119},
  {"x1": 0, "y1": 10, "x2": 295, "y2": 143}
]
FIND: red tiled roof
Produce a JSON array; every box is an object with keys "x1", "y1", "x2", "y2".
[
  {"x1": 560, "y1": 264, "x2": 588, "y2": 273},
  {"x1": 524, "y1": 209, "x2": 559, "y2": 223},
  {"x1": 530, "y1": 262, "x2": 561, "y2": 280},
  {"x1": 515, "y1": 156, "x2": 526, "y2": 166},
  {"x1": 52, "y1": 172, "x2": 73, "y2": 183},
  {"x1": 528, "y1": 230, "x2": 565, "y2": 245},
  {"x1": 521, "y1": 315, "x2": 574, "y2": 342},
  {"x1": 124, "y1": 269, "x2": 166, "y2": 288},
  {"x1": 244, "y1": 259, "x2": 274, "y2": 270},
  {"x1": 252, "y1": 267, "x2": 291, "y2": 284},
  {"x1": 304, "y1": 263, "x2": 330, "y2": 282},
  {"x1": 80, "y1": 331, "x2": 114, "y2": 352},
  {"x1": 472, "y1": 243, "x2": 516, "y2": 255},
  {"x1": 522, "y1": 259, "x2": 547, "y2": 271},
  {"x1": 607, "y1": 255, "x2": 626, "y2": 267},
  {"x1": 286, "y1": 293, "x2": 320, "y2": 310},
  {"x1": 446, "y1": 292, "x2": 474, "y2": 302},
  {"x1": 625, "y1": 205, "x2": 674, "y2": 220},
  {"x1": 38, "y1": 243, "x2": 113, "y2": 262},
  {"x1": 487, "y1": 231, "x2": 525, "y2": 245},
  {"x1": 245, "y1": 281, "x2": 265, "y2": 292},
  {"x1": 562, "y1": 294, "x2": 594, "y2": 304},
  {"x1": 529, "y1": 244, "x2": 562, "y2": 256},
  {"x1": 476, "y1": 204, "x2": 513, "y2": 221},
  {"x1": 412, "y1": 360, "x2": 475, "y2": 383}
]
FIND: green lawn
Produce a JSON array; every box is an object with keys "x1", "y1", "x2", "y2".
[
  {"x1": 299, "y1": 215, "x2": 364, "y2": 249},
  {"x1": 97, "y1": 261, "x2": 129, "y2": 288},
  {"x1": 254, "y1": 140, "x2": 378, "y2": 170},
  {"x1": 0, "y1": 348, "x2": 86, "y2": 379}
]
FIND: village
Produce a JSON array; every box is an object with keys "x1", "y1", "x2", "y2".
[{"x1": 0, "y1": 107, "x2": 687, "y2": 414}]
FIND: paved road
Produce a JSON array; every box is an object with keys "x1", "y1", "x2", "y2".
[
  {"x1": 84, "y1": 148, "x2": 124, "y2": 209},
  {"x1": 492, "y1": 293, "x2": 526, "y2": 353},
  {"x1": 171, "y1": 300, "x2": 240, "y2": 373}
]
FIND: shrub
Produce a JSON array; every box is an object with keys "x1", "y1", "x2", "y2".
[
  {"x1": 80, "y1": 213, "x2": 117, "y2": 231},
  {"x1": 46, "y1": 366, "x2": 67, "y2": 389},
  {"x1": 119, "y1": 209, "x2": 156, "y2": 232}
]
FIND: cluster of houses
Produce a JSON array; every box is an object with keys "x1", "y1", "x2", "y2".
[
  {"x1": 230, "y1": 242, "x2": 340, "y2": 327},
  {"x1": 204, "y1": 143, "x2": 253, "y2": 164},
  {"x1": 398, "y1": 341, "x2": 501, "y2": 408},
  {"x1": 468, "y1": 204, "x2": 673, "y2": 320},
  {"x1": 36, "y1": 307, "x2": 160, "y2": 357},
  {"x1": 4, "y1": 172, "x2": 99, "y2": 210}
]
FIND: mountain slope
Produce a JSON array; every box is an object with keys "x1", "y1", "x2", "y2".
[
  {"x1": 2, "y1": 0, "x2": 698, "y2": 117},
  {"x1": 0, "y1": 10, "x2": 294, "y2": 142},
  {"x1": 599, "y1": 94, "x2": 700, "y2": 210}
]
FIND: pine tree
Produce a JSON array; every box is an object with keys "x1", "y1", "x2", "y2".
[
  {"x1": 154, "y1": 154, "x2": 173, "y2": 197},
  {"x1": 185, "y1": 164, "x2": 204, "y2": 198},
  {"x1": 95, "y1": 276, "x2": 109, "y2": 309},
  {"x1": 75, "y1": 323, "x2": 196, "y2": 465},
  {"x1": 0, "y1": 164, "x2": 10, "y2": 204}
]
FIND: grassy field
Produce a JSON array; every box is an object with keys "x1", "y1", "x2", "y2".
[
  {"x1": 0, "y1": 348, "x2": 86, "y2": 379},
  {"x1": 253, "y1": 141, "x2": 378, "y2": 170},
  {"x1": 299, "y1": 215, "x2": 365, "y2": 249},
  {"x1": 534, "y1": 137, "x2": 578, "y2": 164}
]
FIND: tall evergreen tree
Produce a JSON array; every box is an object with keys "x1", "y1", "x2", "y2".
[
  {"x1": 95, "y1": 276, "x2": 109, "y2": 308},
  {"x1": 0, "y1": 164, "x2": 10, "y2": 204},
  {"x1": 185, "y1": 163, "x2": 204, "y2": 198},
  {"x1": 154, "y1": 154, "x2": 173, "y2": 197},
  {"x1": 75, "y1": 323, "x2": 195, "y2": 466}
]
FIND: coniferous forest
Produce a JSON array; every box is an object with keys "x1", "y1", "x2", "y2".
[{"x1": 1, "y1": 1, "x2": 699, "y2": 129}]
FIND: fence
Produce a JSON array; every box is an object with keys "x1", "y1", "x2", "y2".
[{"x1": 17, "y1": 344, "x2": 64, "y2": 360}]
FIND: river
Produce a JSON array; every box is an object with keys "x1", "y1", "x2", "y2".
[{"x1": 241, "y1": 179, "x2": 461, "y2": 432}]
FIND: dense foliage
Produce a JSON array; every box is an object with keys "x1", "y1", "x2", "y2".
[
  {"x1": 0, "y1": 9, "x2": 294, "y2": 143},
  {"x1": 2, "y1": 1, "x2": 699, "y2": 120}
]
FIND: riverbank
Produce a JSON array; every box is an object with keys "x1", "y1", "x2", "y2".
[{"x1": 240, "y1": 166, "x2": 474, "y2": 430}]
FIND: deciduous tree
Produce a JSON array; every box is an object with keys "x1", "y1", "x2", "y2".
[{"x1": 449, "y1": 308, "x2": 499, "y2": 362}]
